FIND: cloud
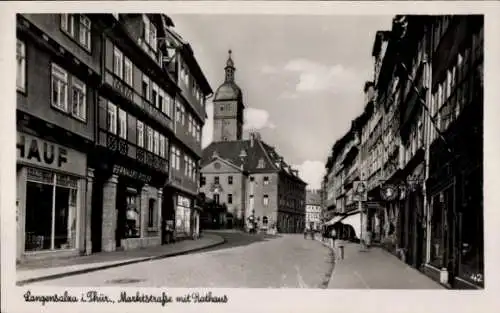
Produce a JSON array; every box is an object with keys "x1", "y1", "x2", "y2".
[
  {"x1": 294, "y1": 160, "x2": 325, "y2": 190},
  {"x1": 243, "y1": 107, "x2": 277, "y2": 131},
  {"x1": 261, "y1": 65, "x2": 278, "y2": 74},
  {"x1": 278, "y1": 90, "x2": 299, "y2": 99},
  {"x1": 284, "y1": 58, "x2": 364, "y2": 93}
]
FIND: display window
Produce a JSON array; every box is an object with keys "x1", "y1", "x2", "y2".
[{"x1": 24, "y1": 167, "x2": 78, "y2": 252}]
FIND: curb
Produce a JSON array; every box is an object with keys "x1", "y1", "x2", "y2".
[
  {"x1": 312, "y1": 237, "x2": 336, "y2": 289},
  {"x1": 17, "y1": 237, "x2": 226, "y2": 286}
]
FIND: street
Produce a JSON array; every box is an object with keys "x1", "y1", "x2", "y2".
[{"x1": 32, "y1": 231, "x2": 334, "y2": 288}]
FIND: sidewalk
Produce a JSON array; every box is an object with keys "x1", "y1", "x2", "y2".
[
  {"x1": 17, "y1": 233, "x2": 225, "y2": 285},
  {"x1": 327, "y1": 242, "x2": 445, "y2": 289}
]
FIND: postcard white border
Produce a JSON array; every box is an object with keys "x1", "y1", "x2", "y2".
[{"x1": 2, "y1": 1, "x2": 500, "y2": 313}]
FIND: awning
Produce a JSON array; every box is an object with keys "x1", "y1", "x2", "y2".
[
  {"x1": 324, "y1": 215, "x2": 344, "y2": 226},
  {"x1": 340, "y1": 213, "x2": 362, "y2": 239}
]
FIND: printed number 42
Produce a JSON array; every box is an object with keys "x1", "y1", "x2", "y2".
[{"x1": 470, "y1": 273, "x2": 483, "y2": 283}]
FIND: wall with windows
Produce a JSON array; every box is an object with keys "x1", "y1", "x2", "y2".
[
  {"x1": 177, "y1": 56, "x2": 206, "y2": 119},
  {"x1": 174, "y1": 97, "x2": 203, "y2": 156},
  {"x1": 199, "y1": 163, "x2": 246, "y2": 221},
  {"x1": 22, "y1": 14, "x2": 101, "y2": 73},
  {"x1": 16, "y1": 37, "x2": 95, "y2": 141},
  {"x1": 169, "y1": 144, "x2": 198, "y2": 193}
]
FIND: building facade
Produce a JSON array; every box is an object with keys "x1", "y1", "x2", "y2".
[
  {"x1": 305, "y1": 190, "x2": 322, "y2": 231},
  {"x1": 16, "y1": 14, "x2": 211, "y2": 262},
  {"x1": 322, "y1": 15, "x2": 483, "y2": 289},
  {"x1": 200, "y1": 52, "x2": 307, "y2": 233}
]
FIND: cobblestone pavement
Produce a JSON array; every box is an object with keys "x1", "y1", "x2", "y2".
[{"x1": 32, "y1": 231, "x2": 334, "y2": 288}]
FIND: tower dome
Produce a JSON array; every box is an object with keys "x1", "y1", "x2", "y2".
[{"x1": 213, "y1": 50, "x2": 242, "y2": 101}]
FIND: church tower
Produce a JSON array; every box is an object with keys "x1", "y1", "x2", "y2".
[{"x1": 212, "y1": 50, "x2": 244, "y2": 142}]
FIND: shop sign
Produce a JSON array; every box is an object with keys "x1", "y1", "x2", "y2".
[
  {"x1": 113, "y1": 165, "x2": 152, "y2": 183},
  {"x1": 17, "y1": 132, "x2": 86, "y2": 176}
]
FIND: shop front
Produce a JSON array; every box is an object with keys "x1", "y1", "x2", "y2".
[
  {"x1": 91, "y1": 159, "x2": 167, "y2": 253},
  {"x1": 16, "y1": 132, "x2": 88, "y2": 262}
]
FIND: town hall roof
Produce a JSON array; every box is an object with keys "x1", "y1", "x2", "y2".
[{"x1": 201, "y1": 134, "x2": 307, "y2": 185}]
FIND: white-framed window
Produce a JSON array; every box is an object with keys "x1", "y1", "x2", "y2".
[
  {"x1": 137, "y1": 120, "x2": 144, "y2": 148},
  {"x1": 180, "y1": 105, "x2": 185, "y2": 125},
  {"x1": 159, "y1": 135, "x2": 165, "y2": 158},
  {"x1": 118, "y1": 108, "x2": 127, "y2": 139},
  {"x1": 142, "y1": 74, "x2": 150, "y2": 101},
  {"x1": 51, "y1": 64, "x2": 68, "y2": 111},
  {"x1": 17, "y1": 39, "x2": 26, "y2": 92},
  {"x1": 188, "y1": 115, "x2": 192, "y2": 133},
  {"x1": 176, "y1": 101, "x2": 182, "y2": 122},
  {"x1": 150, "y1": 23, "x2": 157, "y2": 51},
  {"x1": 153, "y1": 130, "x2": 159, "y2": 155},
  {"x1": 107, "y1": 101, "x2": 117, "y2": 134},
  {"x1": 61, "y1": 14, "x2": 75, "y2": 37},
  {"x1": 184, "y1": 155, "x2": 189, "y2": 176},
  {"x1": 71, "y1": 77, "x2": 86, "y2": 121},
  {"x1": 79, "y1": 15, "x2": 92, "y2": 50},
  {"x1": 124, "y1": 57, "x2": 133, "y2": 86},
  {"x1": 175, "y1": 148, "x2": 181, "y2": 170},
  {"x1": 170, "y1": 146, "x2": 176, "y2": 169},
  {"x1": 263, "y1": 195, "x2": 269, "y2": 206},
  {"x1": 147, "y1": 126, "x2": 153, "y2": 152},
  {"x1": 113, "y1": 47, "x2": 123, "y2": 78},
  {"x1": 164, "y1": 93, "x2": 172, "y2": 117}
]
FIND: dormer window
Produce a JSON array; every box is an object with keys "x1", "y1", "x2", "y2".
[{"x1": 257, "y1": 158, "x2": 265, "y2": 169}]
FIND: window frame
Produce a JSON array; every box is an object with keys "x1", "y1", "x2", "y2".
[
  {"x1": 71, "y1": 76, "x2": 87, "y2": 121},
  {"x1": 146, "y1": 126, "x2": 154, "y2": 152},
  {"x1": 60, "y1": 14, "x2": 75, "y2": 37},
  {"x1": 78, "y1": 15, "x2": 92, "y2": 51},
  {"x1": 118, "y1": 108, "x2": 127, "y2": 139},
  {"x1": 51, "y1": 63, "x2": 69, "y2": 112},
  {"x1": 124, "y1": 57, "x2": 133, "y2": 86},
  {"x1": 137, "y1": 120, "x2": 144, "y2": 148},
  {"x1": 228, "y1": 194, "x2": 233, "y2": 204},
  {"x1": 113, "y1": 46, "x2": 124, "y2": 79},
  {"x1": 17, "y1": 39, "x2": 26, "y2": 92},
  {"x1": 107, "y1": 101, "x2": 118, "y2": 135}
]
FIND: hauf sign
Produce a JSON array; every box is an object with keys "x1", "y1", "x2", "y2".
[{"x1": 16, "y1": 132, "x2": 87, "y2": 177}]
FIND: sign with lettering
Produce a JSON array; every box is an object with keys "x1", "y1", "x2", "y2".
[
  {"x1": 113, "y1": 165, "x2": 152, "y2": 183},
  {"x1": 17, "y1": 132, "x2": 87, "y2": 176}
]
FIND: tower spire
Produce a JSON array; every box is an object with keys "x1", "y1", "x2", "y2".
[{"x1": 225, "y1": 49, "x2": 235, "y2": 82}]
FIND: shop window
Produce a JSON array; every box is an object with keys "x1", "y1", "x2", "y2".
[
  {"x1": 148, "y1": 198, "x2": 156, "y2": 228},
  {"x1": 228, "y1": 176, "x2": 233, "y2": 185},
  {"x1": 125, "y1": 193, "x2": 139, "y2": 237},
  {"x1": 430, "y1": 187, "x2": 453, "y2": 268},
  {"x1": 459, "y1": 168, "x2": 484, "y2": 286},
  {"x1": 228, "y1": 194, "x2": 233, "y2": 204},
  {"x1": 24, "y1": 167, "x2": 78, "y2": 251}
]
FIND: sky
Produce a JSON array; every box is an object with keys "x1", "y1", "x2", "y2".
[{"x1": 170, "y1": 15, "x2": 393, "y2": 190}]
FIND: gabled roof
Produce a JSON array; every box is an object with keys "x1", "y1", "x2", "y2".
[
  {"x1": 306, "y1": 190, "x2": 322, "y2": 206},
  {"x1": 201, "y1": 137, "x2": 307, "y2": 185}
]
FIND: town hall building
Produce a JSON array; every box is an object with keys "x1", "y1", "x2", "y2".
[{"x1": 200, "y1": 51, "x2": 307, "y2": 233}]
